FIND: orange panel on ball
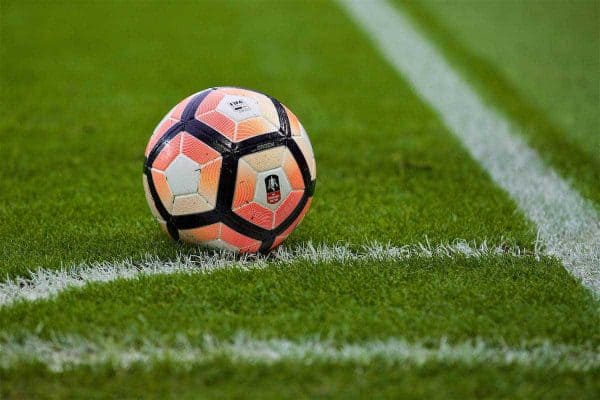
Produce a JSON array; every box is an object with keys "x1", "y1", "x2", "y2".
[
  {"x1": 150, "y1": 169, "x2": 173, "y2": 211},
  {"x1": 197, "y1": 111, "x2": 236, "y2": 141},
  {"x1": 270, "y1": 197, "x2": 312, "y2": 251},
  {"x1": 234, "y1": 202, "x2": 274, "y2": 230},
  {"x1": 283, "y1": 152, "x2": 304, "y2": 190},
  {"x1": 232, "y1": 161, "x2": 256, "y2": 209},
  {"x1": 199, "y1": 158, "x2": 222, "y2": 205},
  {"x1": 170, "y1": 94, "x2": 193, "y2": 120},
  {"x1": 220, "y1": 224, "x2": 261, "y2": 253},
  {"x1": 274, "y1": 190, "x2": 303, "y2": 228},
  {"x1": 179, "y1": 223, "x2": 221, "y2": 244},
  {"x1": 152, "y1": 133, "x2": 182, "y2": 171},
  {"x1": 238, "y1": 242, "x2": 262, "y2": 253},
  {"x1": 145, "y1": 117, "x2": 178, "y2": 157},
  {"x1": 236, "y1": 117, "x2": 276, "y2": 141},
  {"x1": 181, "y1": 132, "x2": 220, "y2": 165},
  {"x1": 196, "y1": 90, "x2": 225, "y2": 116},
  {"x1": 269, "y1": 235, "x2": 287, "y2": 251},
  {"x1": 218, "y1": 87, "x2": 256, "y2": 98},
  {"x1": 284, "y1": 105, "x2": 301, "y2": 137}
]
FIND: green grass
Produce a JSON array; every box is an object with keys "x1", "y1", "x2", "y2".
[
  {"x1": 398, "y1": 0, "x2": 600, "y2": 207},
  {"x1": 2, "y1": 257, "x2": 597, "y2": 345},
  {"x1": 1, "y1": 256, "x2": 598, "y2": 398},
  {"x1": 0, "y1": 0, "x2": 599, "y2": 398},
  {"x1": 0, "y1": 0, "x2": 536, "y2": 279},
  {"x1": 3, "y1": 362, "x2": 599, "y2": 400}
]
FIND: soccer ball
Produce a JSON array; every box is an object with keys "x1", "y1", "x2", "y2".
[{"x1": 142, "y1": 87, "x2": 316, "y2": 253}]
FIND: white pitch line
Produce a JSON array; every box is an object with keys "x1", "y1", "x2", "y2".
[
  {"x1": 1, "y1": 333, "x2": 597, "y2": 372},
  {"x1": 338, "y1": 0, "x2": 600, "y2": 294},
  {"x1": 0, "y1": 240, "x2": 534, "y2": 308}
]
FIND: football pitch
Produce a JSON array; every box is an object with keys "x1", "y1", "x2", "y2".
[{"x1": 1, "y1": 0, "x2": 599, "y2": 398}]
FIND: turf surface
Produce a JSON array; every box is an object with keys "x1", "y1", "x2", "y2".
[
  {"x1": 399, "y1": 0, "x2": 600, "y2": 207},
  {"x1": 3, "y1": 363, "x2": 599, "y2": 400},
  {"x1": 2, "y1": 257, "x2": 597, "y2": 345},
  {"x1": 0, "y1": 0, "x2": 598, "y2": 398},
  {"x1": 0, "y1": 0, "x2": 535, "y2": 279},
  {"x1": 414, "y1": 0, "x2": 600, "y2": 160}
]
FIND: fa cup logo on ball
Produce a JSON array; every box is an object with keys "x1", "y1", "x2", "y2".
[{"x1": 265, "y1": 175, "x2": 281, "y2": 204}]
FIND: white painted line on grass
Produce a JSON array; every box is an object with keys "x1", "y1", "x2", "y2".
[
  {"x1": 0, "y1": 240, "x2": 534, "y2": 308},
  {"x1": 339, "y1": 0, "x2": 600, "y2": 294},
  {"x1": 1, "y1": 332, "x2": 597, "y2": 373}
]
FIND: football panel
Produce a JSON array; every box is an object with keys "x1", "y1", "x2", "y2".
[
  {"x1": 218, "y1": 87, "x2": 261, "y2": 98},
  {"x1": 234, "y1": 202, "x2": 274, "y2": 230},
  {"x1": 219, "y1": 224, "x2": 262, "y2": 253},
  {"x1": 181, "y1": 132, "x2": 221, "y2": 165},
  {"x1": 269, "y1": 234, "x2": 287, "y2": 252},
  {"x1": 257, "y1": 98, "x2": 281, "y2": 130},
  {"x1": 164, "y1": 154, "x2": 200, "y2": 196},
  {"x1": 145, "y1": 94, "x2": 198, "y2": 157},
  {"x1": 238, "y1": 241, "x2": 263, "y2": 254},
  {"x1": 293, "y1": 125, "x2": 317, "y2": 180},
  {"x1": 198, "y1": 157, "x2": 222, "y2": 206},
  {"x1": 171, "y1": 193, "x2": 213, "y2": 216},
  {"x1": 283, "y1": 105, "x2": 302, "y2": 137},
  {"x1": 274, "y1": 190, "x2": 303, "y2": 228},
  {"x1": 270, "y1": 197, "x2": 313, "y2": 251},
  {"x1": 150, "y1": 169, "x2": 174, "y2": 213},
  {"x1": 241, "y1": 146, "x2": 287, "y2": 172},
  {"x1": 145, "y1": 116, "x2": 178, "y2": 157},
  {"x1": 236, "y1": 116, "x2": 277, "y2": 141},
  {"x1": 216, "y1": 94, "x2": 261, "y2": 123},
  {"x1": 197, "y1": 111, "x2": 236, "y2": 141},
  {"x1": 170, "y1": 94, "x2": 195, "y2": 120},
  {"x1": 195, "y1": 90, "x2": 225, "y2": 116},
  {"x1": 152, "y1": 133, "x2": 183, "y2": 171},
  {"x1": 179, "y1": 223, "x2": 221, "y2": 244},
  {"x1": 232, "y1": 159, "x2": 256, "y2": 209},
  {"x1": 218, "y1": 87, "x2": 280, "y2": 130},
  {"x1": 282, "y1": 150, "x2": 305, "y2": 190}
]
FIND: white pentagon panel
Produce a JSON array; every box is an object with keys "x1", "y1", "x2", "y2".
[
  {"x1": 242, "y1": 146, "x2": 286, "y2": 172},
  {"x1": 165, "y1": 154, "x2": 200, "y2": 196},
  {"x1": 217, "y1": 95, "x2": 261, "y2": 123},
  {"x1": 254, "y1": 168, "x2": 292, "y2": 211},
  {"x1": 172, "y1": 193, "x2": 212, "y2": 215}
]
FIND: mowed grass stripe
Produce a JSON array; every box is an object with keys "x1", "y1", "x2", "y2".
[
  {"x1": 0, "y1": 0, "x2": 597, "y2": 353},
  {"x1": 339, "y1": 0, "x2": 600, "y2": 293},
  {"x1": 2, "y1": 333, "x2": 598, "y2": 373},
  {"x1": 2, "y1": 2, "x2": 598, "y2": 395},
  {"x1": 400, "y1": 1, "x2": 600, "y2": 208},
  {"x1": 0, "y1": 240, "x2": 536, "y2": 307},
  {"x1": 1, "y1": 256, "x2": 597, "y2": 346},
  {"x1": 0, "y1": 0, "x2": 536, "y2": 279}
]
